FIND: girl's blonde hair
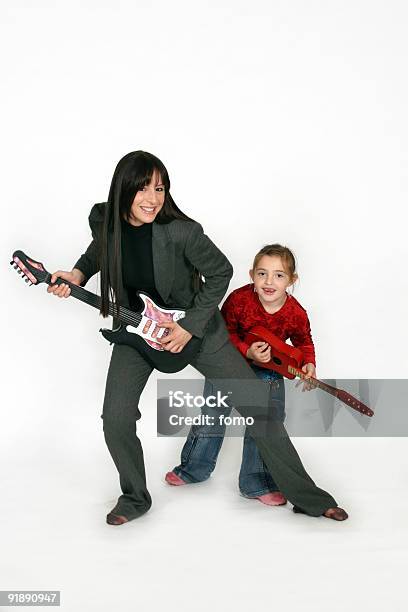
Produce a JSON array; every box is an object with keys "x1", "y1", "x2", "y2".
[{"x1": 252, "y1": 244, "x2": 297, "y2": 279}]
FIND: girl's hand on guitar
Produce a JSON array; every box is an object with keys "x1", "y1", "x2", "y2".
[
  {"x1": 157, "y1": 321, "x2": 193, "y2": 353},
  {"x1": 246, "y1": 341, "x2": 271, "y2": 363},
  {"x1": 296, "y1": 363, "x2": 316, "y2": 392},
  {"x1": 47, "y1": 269, "x2": 84, "y2": 298}
]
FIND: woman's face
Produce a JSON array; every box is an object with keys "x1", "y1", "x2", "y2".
[
  {"x1": 128, "y1": 169, "x2": 165, "y2": 225},
  {"x1": 250, "y1": 255, "x2": 296, "y2": 308}
]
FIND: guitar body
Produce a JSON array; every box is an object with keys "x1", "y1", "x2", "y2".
[
  {"x1": 244, "y1": 325, "x2": 304, "y2": 379},
  {"x1": 101, "y1": 325, "x2": 202, "y2": 373},
  {"x1": 100, "y1": 293, "x2": 202, "y2": 373}
]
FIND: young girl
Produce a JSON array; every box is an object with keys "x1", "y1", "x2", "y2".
[
  {"x1": 166, "y1": 245, "x2": 321, "y2": 507},
  {"x1": 48, "y1": 151, "x2": 347, "y2": 524}
]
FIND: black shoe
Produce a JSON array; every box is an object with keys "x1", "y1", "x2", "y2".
[
  {"x1": 292, "y1": 505, "x2": 349, "y2": 521},
  {"x1": 106, "y1": 512, "x2": 128, "y2": 525}
]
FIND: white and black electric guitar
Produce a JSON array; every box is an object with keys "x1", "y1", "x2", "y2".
[{"x1": 11, "y1": 250, "x2": 202, "y2": 373}]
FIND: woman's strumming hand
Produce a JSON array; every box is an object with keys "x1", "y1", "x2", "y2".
[
  {"x1": 47, "y1": 268, "x2": 84, "y2": 298},
  {"x1": 246, "y1": 341, "x2": 271, "y2": 363},
  {"x1": 158, "y1": 321, "x2": 193, "y2": 353}
]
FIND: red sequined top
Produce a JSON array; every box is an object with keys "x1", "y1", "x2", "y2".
[{"x1": 221, "y1": 283, "x2": 316, "y2": 366}]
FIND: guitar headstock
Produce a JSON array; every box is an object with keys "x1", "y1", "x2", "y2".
[
  {"x1": 337, "y1": 389, "x2": 374, "y2": 417},
  {"x1": 10, "y1": 250, "x2": 49, "y2": 286}
]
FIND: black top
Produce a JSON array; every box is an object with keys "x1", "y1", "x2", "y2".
[{"x1": 121, "y1": 218, "x2": 164, "y2": 310}]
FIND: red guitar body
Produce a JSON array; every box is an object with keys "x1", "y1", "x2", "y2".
[{"x1": 244, "y1": 326, "x2": 303, "y2": 379}]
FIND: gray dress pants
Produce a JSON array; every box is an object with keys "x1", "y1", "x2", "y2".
[{"x1": 102, "y1": 341, "x2": 337, "y2": 520}]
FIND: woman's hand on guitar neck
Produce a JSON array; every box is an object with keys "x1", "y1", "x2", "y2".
[{"x1": 47, "y1": 268, "x2": 85, "y2": 298}]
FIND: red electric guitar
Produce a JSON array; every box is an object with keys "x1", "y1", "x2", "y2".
[{"x1": 245, "y1": 326, "x2": 374, "y2": 417}]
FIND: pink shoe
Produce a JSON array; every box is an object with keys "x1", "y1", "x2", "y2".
[
  {"x1": 165, "y1": 471, "x2": 187, "y2": 486},
  {"x1": 255, "y1": 492, "x2": 287, "y2": 506}
]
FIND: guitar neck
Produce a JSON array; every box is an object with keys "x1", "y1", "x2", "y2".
[
  {"x1": 48, "y1": 275, "x2": 140, "y2": 327},
  {"x1": 287, "y1": 365, "x2": 339, "y2": 399}
]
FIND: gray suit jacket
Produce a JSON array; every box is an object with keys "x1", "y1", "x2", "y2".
[{"x1": 73, "y1": 202, "x2": 233, "y2": 353}]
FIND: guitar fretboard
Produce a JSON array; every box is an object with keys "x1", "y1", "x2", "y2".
[
  {"x1": 288, "y1": 365, "x2": 339, "y2": 398},
  {"x1": 287, "y1": 365, "x2": 373, "y2": 416},
  {"x1": 51, "y1": 277, "x2": 141, "y2": 327}
]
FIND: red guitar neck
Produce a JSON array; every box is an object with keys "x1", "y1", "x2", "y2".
[
  {"x1": 288, "y1": 365, "x2": 337, "y2": 397},
  {"x1": 288, "y1": 365, "x2": 374, "y2": 417}
]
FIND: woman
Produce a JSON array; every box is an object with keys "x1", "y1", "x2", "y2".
[{"x1": 48, "y1": 150, "x2": 347, "y2": 524}]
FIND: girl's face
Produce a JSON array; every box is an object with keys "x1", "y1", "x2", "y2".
[
  {"x1": 128, "y1": 169, "x2": 165, "y2": 225},
  {"x1": 250, "y1": 255, "x2": 296, "y2": 309}
]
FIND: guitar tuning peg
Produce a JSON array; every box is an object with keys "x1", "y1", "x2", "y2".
[
  {"x1": 24, "y1": 278, "x2": 29, "y2": 283},
  {"x1": 17, "y1": 269, "x2": 22, "y2": 274}
]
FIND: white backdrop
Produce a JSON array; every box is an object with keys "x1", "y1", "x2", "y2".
[{"x1": 1, "y1": 2, "x2": 408, "y2": 611}]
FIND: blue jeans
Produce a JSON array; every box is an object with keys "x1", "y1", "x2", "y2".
[{"x1": 172, "y1": 365, "x2": 286, "y2": 497}]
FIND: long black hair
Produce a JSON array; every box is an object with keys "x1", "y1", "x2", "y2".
[{"x1": 99, "y1": 151, "x2": 195, "y2": 318}]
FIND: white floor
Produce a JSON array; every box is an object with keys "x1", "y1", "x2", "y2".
[{"x1": 1, "y1": 434, "x2": 407, "y2": 612}]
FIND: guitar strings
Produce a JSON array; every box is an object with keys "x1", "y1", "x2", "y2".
[
  {"x1": 20, "y1": 259, "x2": 152, "y2": 329},
  {"x1": 66, "y1": 283, "x2": 142, "y2": 327}
]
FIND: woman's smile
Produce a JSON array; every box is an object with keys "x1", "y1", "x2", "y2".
[{"x1": 140, "y1": 205, "x2": 157, "y2": 215}]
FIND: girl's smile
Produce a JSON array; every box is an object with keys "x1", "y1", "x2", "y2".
[{"x1": 262, "y1": 287, "x2": 277, "y2": 295}]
